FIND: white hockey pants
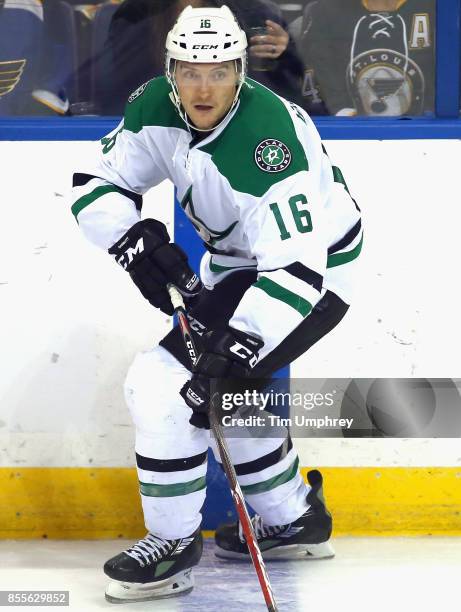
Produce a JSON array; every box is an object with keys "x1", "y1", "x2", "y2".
[{"x1": 124, "y1": 345, "x2": 309, "y2": 539}]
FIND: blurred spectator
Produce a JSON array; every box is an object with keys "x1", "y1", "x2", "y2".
[
  {"x1": 214, "y1": 0, "x2": 305, "y2": 108},
  {"x1": 32, "y1": 0, "x2": 78, "y2": 115},
  {"x1": 95, "y1": 0, "x2": 305, "y2": 115},
  {"x1": 0, "y1": 0, "x2": 80, "y2": 116},
  {"x1": 95, "y1": 0, "x2": 201, "y2": 115},
  {"x1": 0, "y1": 0, "x2": 44, "y2": 115},
  {"x1": 297, "y1": 0, "x2": 435, "y2": 116}
]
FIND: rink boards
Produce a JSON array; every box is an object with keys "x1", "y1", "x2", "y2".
[
  {"x1": 1, "y1": 462, "x2": 460, "y2": 539},
  {"x1": 1, "y1": 140, "x2": 460, "y2": 538}
]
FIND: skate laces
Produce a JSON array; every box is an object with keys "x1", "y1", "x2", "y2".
[
  {"x1": 238, "y1": 515, "x2": 285, "y2": 543},
  {"x1": 125, "y1": 533, "x2": 175, "y2": 567}
]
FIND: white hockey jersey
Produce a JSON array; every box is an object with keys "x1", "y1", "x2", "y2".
[{"x1": 71, "y1": 77, "x2": 362, "y2": 360}]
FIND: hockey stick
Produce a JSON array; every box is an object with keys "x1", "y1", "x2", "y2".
[{"x1": 167, "y1": 284, "x2": 278, "y2": 612}]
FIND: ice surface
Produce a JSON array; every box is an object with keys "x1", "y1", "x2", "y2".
[{"x1": 0, "y1": 537, "x2": 459, "y2": 612}]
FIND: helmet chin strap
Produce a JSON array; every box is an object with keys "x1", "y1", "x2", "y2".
[{"x1": 167, "y1": 59, "x2": 245, "y2": 134}]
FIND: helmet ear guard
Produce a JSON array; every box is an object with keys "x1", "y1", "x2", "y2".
[{"x1": 165, "y1": 5, "x2": 248, "y2": 131}]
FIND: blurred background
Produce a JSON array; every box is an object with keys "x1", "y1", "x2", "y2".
[{"x1": 0, "y1": 0, "x2": 439, "y2": 118}]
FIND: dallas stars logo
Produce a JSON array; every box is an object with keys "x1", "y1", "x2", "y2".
[{"x1": 255, "y1": 139, "x2": 291, "y2": 173}]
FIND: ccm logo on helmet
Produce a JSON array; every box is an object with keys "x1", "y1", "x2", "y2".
[{"x1": 192, "y1": 44, "x2": 219, "y2": 49}]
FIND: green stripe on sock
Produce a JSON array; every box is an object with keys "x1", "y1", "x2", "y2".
[
  {"x1": 254, "y1": 277, "x2": 312, "y2": 317},
  {"x1": 139, "y1": 476, "x2": 206, "y2": 498},
  {"x1": 327, "y1": 234, "x2": 363, "y2": 269},
  {"x1": 71, "y1": 185, "x2": 122, "y2": 219},
  {"x1": 240, "y1": 457, "x2": 300, "y2": 495}
]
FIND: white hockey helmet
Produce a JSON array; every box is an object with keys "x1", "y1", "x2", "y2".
[{"x1": 165, "y1": 5, "x2": 248, "y2": 130}]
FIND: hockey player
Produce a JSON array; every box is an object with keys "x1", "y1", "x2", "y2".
[{"x1": 70, "y1": 5, "x2": 363, "y2": 603}]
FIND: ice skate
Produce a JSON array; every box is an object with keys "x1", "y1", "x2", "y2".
[
  {"x1": 104, "y1": 528, "x2": 202, "y2": 603},
  {"x1": 215, "y1": 470, "x2": 334, "y2": 560}
]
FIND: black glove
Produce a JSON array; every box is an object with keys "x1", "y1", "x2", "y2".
[
  {"x1": 180, "y1": 327, "x2": 264, "y2": 429},
  {"x1": 108, "y1": 218, "x2": 203, "y2": 315}
]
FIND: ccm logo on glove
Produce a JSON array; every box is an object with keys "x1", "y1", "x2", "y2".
[
  {"x1": 186, "y1": 274, "x2": 200, "y2": 291},
  {"x1": 180, "y1": 327, "x2": 264, "y2": 429},
  {"x1": 108, "y1": 218, "x2": 202, "y2": 315},
  {"x1": 114, "y1": 236, "x2": 144, "y2": 269},
  {"x1": 229, "y1": 341, "x2": 259, "y2": 368},
  {"x1": 186, "y1": 388, "x2": 205, "y2": 407}
]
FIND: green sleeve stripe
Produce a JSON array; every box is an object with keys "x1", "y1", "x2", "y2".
[
  {"x1": 71, "y1": 185, "x2": 122, "y2": 219},
  {"x1": 332, "y1": 165, "x2": 351, "y2": 194},
  {"x1": 254, "y1": 277, "x2": 313, "y2": 317},
  {"x1": 327, "y1": 234, "x2": 363, "y2": 269},
  {"x1": 139, "y1": 475, "x2": 206, "y2": 498},
  {"x1": 241, "y1": 457, "x2": 299, "y2": 495},
  {"x1": 209, "y1": 259, "x2": 257, "y2": 273}
]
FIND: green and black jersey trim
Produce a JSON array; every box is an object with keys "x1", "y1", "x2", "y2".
[
  {"x1": 71, "y1": 173, "x2": 143, "y2": 219},
  {"x1": 261, "y1": 262, "x2": 323, "y2": 293},
  {"x1": 72, "y1": 185, "x2": 122, "y2": 219},
  {"x1": 254, "y1": 276, "x2": 313, "y2": 318},
  {"x1": 209, "y1": 258, "x2": 257, "y2": 273},
  {"x1": 332, "y1": 164, "x2": 361, "y2": 212},
  {"x1": 327, "y1": 219, "x2": 363, "y2": 269}
]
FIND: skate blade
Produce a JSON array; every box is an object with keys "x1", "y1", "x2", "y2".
[
  {"x1": 105, "y1": 568, "x2": 194, "y2": 603},
  {"x1": 215, "y1": 541, "x2": 335, "y2": 561}
]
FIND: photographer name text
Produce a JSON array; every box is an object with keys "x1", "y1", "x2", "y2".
[{"x1": 222, "y1": 414, "x2": 354, "y2": 429}]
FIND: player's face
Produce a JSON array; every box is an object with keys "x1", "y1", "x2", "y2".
[{"x1": 175, "y1": 61, "x2": 238, "y2": 130}]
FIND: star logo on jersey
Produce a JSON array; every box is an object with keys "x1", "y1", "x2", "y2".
[
  {"x1": 255, "y1": 139, "x2": 291, "y2": 173},
  {"x1": 180, "y1": 186, "x2": 238, "y2": 246}
]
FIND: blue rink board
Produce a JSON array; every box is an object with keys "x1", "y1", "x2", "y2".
[{"x1": 2, "y1": 116, "x2": 461, "y2": 140}]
